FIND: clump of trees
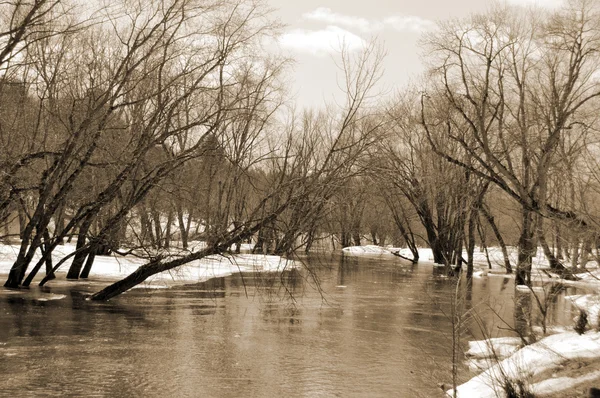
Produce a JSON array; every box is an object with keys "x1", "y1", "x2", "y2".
[
  {"x1": 419, "y1": 0, "x2": 600, "y2": 284},
  {"x1": 0, "y1": 0, "x2": 387, "y2": 299},
  {"x1": 2, "y1": 0, "x2": 600, "y2": 299}
]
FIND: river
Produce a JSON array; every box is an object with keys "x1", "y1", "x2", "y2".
[{"x1": 0, "y1": 253, "x2": 580, "y2": 397}]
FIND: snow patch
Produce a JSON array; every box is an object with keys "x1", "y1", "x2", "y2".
[
  {"x1": 566, "y1": 294, "x2": 600, "y2": 326},
  {"x1": 466, "y1": 337, "x2": 524, "y2": 360},
  {"x1": 0, "y1": 243, "x2": 297, "y2": 288},
  {"x1": 36, "y1": 294, "x2": 67, "y2": 301},
  {"x1": 449, "y1": 332, "x2": 600, "y2": 397},
  {"x1": 341, "y1": 245, "x2": 394, "y2": 255}
]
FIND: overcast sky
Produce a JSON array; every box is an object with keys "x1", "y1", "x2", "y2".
[{"x1": 268, "y1": 0, "x2": 563, "y2": 108}]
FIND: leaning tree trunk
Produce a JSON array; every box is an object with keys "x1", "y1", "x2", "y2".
[
  {"x1": 384, "y1": 196, "x2": 419, "y2": 262},
  {"x1": 537, "y1": 215, "x2": 575, "y2": 280},
  {"x1": 21, "y1": 229, "x2": 56, "y2": 287},
  {"x1": 477, "y1": 215, "x2": 493, "y2": 269},
  {"x1": 480, "y1": 205, "x2": 512, "y2": 273},
  {"x1": 79, "y1": 244, "x2": 97, "y2": 279},
  {"x1": 90, "y1": 208, "x2": 285, "y2": 300},
  {"x1": 66, "y1": 219, "x2": 92, "y2": 279},
  {"x1": 5, "y1": 221, "x2": 44, "y2": 287}
]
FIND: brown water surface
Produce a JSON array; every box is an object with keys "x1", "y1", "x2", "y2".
[{"x1": 0, "y1": 254, "x2": 580, "y2": 397}]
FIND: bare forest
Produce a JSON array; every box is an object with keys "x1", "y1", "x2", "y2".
[{"x1": 2, "y1": 0, "x2": 600, "y2": 304}]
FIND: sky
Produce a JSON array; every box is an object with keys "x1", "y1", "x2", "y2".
[{"x1": 267, "y1": 0, "x2": 564, "y2": 108}]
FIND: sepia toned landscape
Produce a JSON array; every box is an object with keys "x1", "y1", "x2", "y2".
[{"x1": 3, "y1": 0, "x2": 600, "y2": 396}]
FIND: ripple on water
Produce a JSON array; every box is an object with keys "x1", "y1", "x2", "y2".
[{"x1": 0, "y1": 257, "x2": 581, "y2": 398}]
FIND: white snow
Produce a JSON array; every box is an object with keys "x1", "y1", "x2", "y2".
[
  {"x1": 340, "y1": 245, "x2": 600, "y2": 279},
  {"x1": 566, "y1": 294, "x2": 600, "y2": 326},
  {"x1": 531, "y1": 370, "x2": 600, "y2": 396},
  {"x1": 0, "y1": 243, "x2": 297, "y2": 289},
  {"x1": 341, "y1": 245, "x2": 395, "y2": 255},
  {"x1": 465, "y1": 337, "x2": 524, "y2": 360},
  {"x1": 36, "y1": 294, "x2": 67, "y2": 301},
  {"x1": 341, "y1": 245, "x2": 435, "y2": 261},
  {"x1": 449, "y1": 331, "x2": 600, "y2": 398}
]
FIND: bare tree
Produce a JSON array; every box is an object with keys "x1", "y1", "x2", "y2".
[
  {"x1": 420, "y1": 1, "x2": 600, "y2": 285},
  {"x1": 5, "y1": 0, "x2": 284, "y2": 287},
  {"x1": 88, "y1": 42, "x2": 386, "y2": 300},
  {"x1": 377, "y1": 91, "x2": 486, "y2": 276}
]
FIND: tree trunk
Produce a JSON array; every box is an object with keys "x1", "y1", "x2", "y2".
[
  {"x1": 139, "y1": 209, "x2": 154, "y2": 247},
  {"x1": 304, "y1": 227, "x2": 315, "y2": 254},
  {"x1": 90, "y1": 259, "x2": 165, "y2": 301},
  {"x1": 66, "y1": 219, "x2": 92, "y2": 279},
  {"x1": 371, "y1": 231, "x2": 378, "y2": 245},
  {"x1": 581, "y1": 237, "x2": 592, "y2": 269},
  {"x1": 466, "y1": 208, "x2": 477, "y2": 280},
  {"x1": 5, "y1": 221, "x2": 43, "y2": 287},
  {"x1": 516, "y1": 208, "x2": 535, "y2": 286},
  {"x1": 352, "y1": 230, "x2": 361, "y2": 247},
  {"x1": 480, "y1": 205, "x2": 512, "y2": 273},
  {"x1": 571, "y1": 235, "x2": 580, "y2": 270},
  {"x1": 18, "y1": 206, "x2": 27, "y2": 240},
  {"x1": 477, "y1": 216, "x2": 493, "y2": 269},
  {"x1": 164, "y1": 209, "x2": 173, "y2": 249},
  {"x1": 79, "y1": 245, "x2": 97, "y2": 279},
  {"x1": 177, "y1": 206, "x2": 188, "y2": 249},
  {"x1": 555, "y1": 222, "x2": 563, "y2": 260},
  {"x1": 43, "y1": 229, "x2": 55, "y2": 279},
  {"x1": 21, "y1": 229, "x2": 55, "y2": 287},
  {"x1": 54, "y1": 204, "x2": 66, "y2": 245},
  {"x1": 151, "y1": 209, "x2": 162, "y2": 248}
]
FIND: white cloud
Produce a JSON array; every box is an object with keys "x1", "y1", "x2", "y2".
[
  {"x1": 383, "y1": 15, "x2": 435, "y2": 32},
  {"x1": 505, "y1": 0, "x2": 563, "y2": 8},
  {"x1": 302, "y1": 7, "x2": 434, "y2": 33},
  {"x1": 303, "y1": 7, "x2": 379, "y2": 32},
  {"x1": 279, "y1": 26, "x2": 367, "y2": 55}
]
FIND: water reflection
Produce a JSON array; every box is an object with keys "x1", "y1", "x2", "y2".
[{"x1": 0, "y1": 255, "x2": 584, "y2": 397}]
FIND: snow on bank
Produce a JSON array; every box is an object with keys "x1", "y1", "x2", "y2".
[
  {"x1": 88, "y1": 252, "x2": 296, "y2": 287},
  {"x1": 0, "y1": 243, "x2": 296, "y2": 288},
  {"x1": 465, "y1": 337, "x2": 525, "y2": 372},
  {"x1": 342, "y1": 245, "x2": 395, "y2": 256},
  {"x1": 449, "y1": 331, "x2": 600, "y2": 397},
  {"x1": 566, "y1": 294, "x2": 600, "y2": 327},
  {"x1": 341, "y1": 245, "x2": 434, "y2": 260},
  {"x1": 466, "y1": 337, "x2": 524, "y2": 360},
  {"x1": 341, "y1": 245, "x2": 600, "y2": 276}
]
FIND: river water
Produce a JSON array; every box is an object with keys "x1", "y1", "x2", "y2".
[{"x1": 0, "y1": 254, "x2": 581, "y2": 397}]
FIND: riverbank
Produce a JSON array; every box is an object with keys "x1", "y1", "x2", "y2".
[
  {"x1": 447, "y1": 263, "x2": 600, "y2": 397},
  {"x1": 0, "y1": 242, "x2": 296, "y2": 290},
  {"x1": 450, "y1": 330, "x2": 600, "y2": 397},
  {"x1": 341, "y1": 244, "x2": 600, "y2": 396}
]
